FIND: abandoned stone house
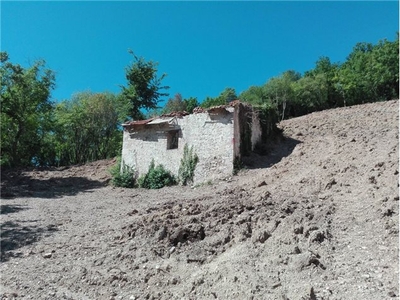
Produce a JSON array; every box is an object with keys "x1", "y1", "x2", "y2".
[{"x1": 121, "y1": 101, "x2": 263, "y2": 185}]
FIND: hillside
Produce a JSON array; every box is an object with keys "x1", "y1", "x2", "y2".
[{"x1": 1, "y1": 100, "x2": 399, "y2": 300}]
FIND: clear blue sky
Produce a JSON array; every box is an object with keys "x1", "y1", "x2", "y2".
[{"x1": 1, "y1": 1, "x2": 398, "y2": 107}]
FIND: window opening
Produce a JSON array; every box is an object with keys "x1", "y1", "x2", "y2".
[{"x1": 167, "y1": 130, "x2": 179, "y2": 149}]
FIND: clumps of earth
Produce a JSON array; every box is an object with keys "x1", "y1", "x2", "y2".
[{"x1": 1, "y1": 100, "x2": 399, "y2": 300}]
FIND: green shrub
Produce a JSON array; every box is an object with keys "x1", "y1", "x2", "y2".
[
  {"x1": 109, "y1": 158, "x2": 135, "y2": 188},
  {"x1": 178, "y1": 144, "x2": 199, "y2": 186},
  {"x1": 138, "y1": 160, "x2": 176, "y2": 189}
]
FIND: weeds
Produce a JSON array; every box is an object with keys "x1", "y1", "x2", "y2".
[
  {"x1": 178, "y1": 144, "x2": 199, "y2": 186},
  {"x1": 109, "y1": 158, "x2": 135, "y2": 188},
  {"x1": 138, "y1": 160, "x2": 176, "y2": 189}
]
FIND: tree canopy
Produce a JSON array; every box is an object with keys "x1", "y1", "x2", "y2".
[
  {"x1": 201, "y1": 87, "x2": 237, "y2": 108},
  {"x1": 161, "y1": 93, "x2": 199, "y2": 114},
  {"x1": 53, "y1": 92, "x2": 123, "y2": 166},
  {"x1": 1, "y1": 52, "x2": 55, "y2": 167},
  {"x1": 121, "y1": 51, "x2": 169, "y2": 120},
  {"x1": 239, "y1": 34, "x2": 399, "y2": 120}
]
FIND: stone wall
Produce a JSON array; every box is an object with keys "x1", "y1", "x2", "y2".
[
  {"x1": 251, "y1": 109, "x2": 262, "y2": 150},
  {"x1": 122, "y1": 108, "x2": 235, "y2": 185}
]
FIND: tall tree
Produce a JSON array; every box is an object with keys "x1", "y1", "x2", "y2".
[
  {"x1": 54, "y1": 92, "x2": 122, "y2": 166},
  {"x1": 264, "y1": 71, "x2": 300, "y2": 120},
  {"x1": 162, "y1": 94, "x2": 199, "y2": 114},
  {"x1": 333, "y1": 37, "x2": 399, "y2": 106},
  {"x1": 305, "y1": 56, "x2": 342, "y2": 107},
  {"x1": 239, "y1": 85, "x2": 267, "y2": 106},
  {"x1": 0, "y1": 52, "x2": 55, "y2": 167},
  {"x1": 293, "y1": 74, "x2": 328, "y2": 116},
  {"x1": 184, "y1": 97, "x2": 199, "y2": 114},
  {"x1": 201, "y1": 87, "x2": 237, "y2": 108},
  {"x1": 162, "y1": 93, "x2": 186, "y2": 114},
  {"x1": 121, "y1": 51, "x2": 169, "y2": 120}
]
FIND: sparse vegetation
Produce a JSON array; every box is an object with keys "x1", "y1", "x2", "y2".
[
  {"x1": 138, "y1": 159, "x2": 176, "y2": 189},
  {"x1": 178, "y1": 144, "x2": 199, "y2": 186},
  {"x1": 109, "y1": 158, "x2": 135, "y2": 188}
]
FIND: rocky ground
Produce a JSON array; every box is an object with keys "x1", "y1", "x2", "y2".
[{"x1": 1, "y1": 100, "x2": 399, "y2": 300}]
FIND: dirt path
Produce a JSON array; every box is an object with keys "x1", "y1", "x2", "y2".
[{"x1": 1, "y1": 100, "x2": 398, "y2": 300}]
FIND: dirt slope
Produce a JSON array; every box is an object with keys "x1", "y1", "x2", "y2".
[{"x1": 1, "y1": 100, "x2": 399, "y2": 300}]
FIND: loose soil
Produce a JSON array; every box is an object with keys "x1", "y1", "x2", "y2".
[{"x1": 1, "y1": 100, "x2": 399, "y2": 300}]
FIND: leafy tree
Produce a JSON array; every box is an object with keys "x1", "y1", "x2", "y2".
[
  {"x1": 293, "y1": 74, "x2": 328, "y2": 115},
  {"x1": 264, "y1": 71, "x2": 300, "y2": 120},
  {"x1": 305, "y1": 56, "x2": 342, "y2": 107},
  {"x1": 184, "y1": 97, "x2": 199, "y2": 113},
  {"x1": 239, "y1": 85, "x2": 267, "y2": 106},
  {"x1": 334, "y1": 36, "x2": 399, "y2": 106},
  {"x1": 367, "y1": 36, "x2": 399, "y2": 100},
  {"x1": 121, "y1": 51, "x2": 169, "y2": 120},
  {"x1": 335, "y1": 42, "x2": 375, "y2": 106},
  {"x1": 162, "y1": 93, "x2": 186, "y2": 114},
  {"x1": 201, "y1": 87, "x2": 237, "y2": 108},
  {"x1": 219, "y1": 87, "x2": 237, "y2": 103},
  {"x1": 54, "y1": 92, "x2": 122, "y2": 165},
  {"x1": 200, "y1": 96, "x2": 225, "y2": 108},
  {"x1": 162, "y1": 94, "x2": 200, "y2": 114},
  {"x1": 0, "y1": 52, "x2": 55, "y2": 167}
]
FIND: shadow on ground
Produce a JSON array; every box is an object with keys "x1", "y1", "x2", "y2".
[
  {"x1": 242, "y1": 136, "x2": 302, "y2": 169},
  {"x1": 0, "y1": 220, "x2": 58, "y2": 262},
  {"x1": 1, "y1": 204, "x2": 29, "y2": 215},
  {"x1": 1, "y1": 172, "x2": 107, "y2": 199}
]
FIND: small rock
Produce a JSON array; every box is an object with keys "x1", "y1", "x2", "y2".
[
  {"x1": 382, "y1": 208, "x2": 394, "y2": 217},
  {"x1": 257, "y1": 181, "x2": 267, "y2": 187},
  {"x1": 171, "y1": 277, "x2": 179, "y2": 285},
  {"x1": 272, "y1": 282, "x2": 281, "y2": 289},
  {"x1": 43, "y1": 252, "x2": 52, "y2": 259},
  {"x1": 127, "y1": 209, "x2": 138, "y2": 216},
  {"x1": 388, "y1": 291, "x2": 397, "y2": 297},
  {"x1": 294, "y1": 225, "x2": 304, "y2": 234},
  {"x1": 157, "y1": 226, "x2": 167, "y2": 241},
  {"x1": 293, "y1": 246, "x2": 301, "y2": 254},
  {"x1": 257, "y1": 231, "x2": 271, "y2": 243},
  {"x1": 325, "y1": 178, "x2": 337, "y2": 190},
  {"x1": 369, "y1": 176, "x2": 377, "y2": 184},
  {"x1": 169, "y1": 246, "x2": 176, "y2": 254},
  {"x1": 309, "y1": 230, "x2": 326, "y2": 244}
]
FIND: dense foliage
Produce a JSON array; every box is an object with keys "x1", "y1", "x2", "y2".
[
  {"x1": 121, "y1": 51, "x2": 169, "y2": 120},
  {"x1": 161, "y1": 93, "x2": 199, "y2": 114},
  {"x1": 109, "y1": 158, "x2": 135, "y2": 188},
  {"x1": 53, "y1": 92, "x2": 123, "y2": 166},
  {"x1": 138, "y1": 160, "x2": 176, "y2": 189},
  {"x1": 1, "y1": 52, "x2": 55, "y2": 167},
  {"x1": 201, "y1": 87, "x2": 237, "y2": 108},
  {"x1": 237, "y1": 35, "x2": 399, "y2": 120},
  {"x1": 1, "y1": 35, "x2": 398, "y2": 169}
]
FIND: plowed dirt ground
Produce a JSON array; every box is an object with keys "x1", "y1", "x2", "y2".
[{"x1": 1, "y1": 100, "x2": 399, "y2": 300}]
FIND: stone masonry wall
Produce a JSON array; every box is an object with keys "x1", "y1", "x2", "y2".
[{"x1": 122, "y1": 109, "x2": 235, "y2": 185}]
